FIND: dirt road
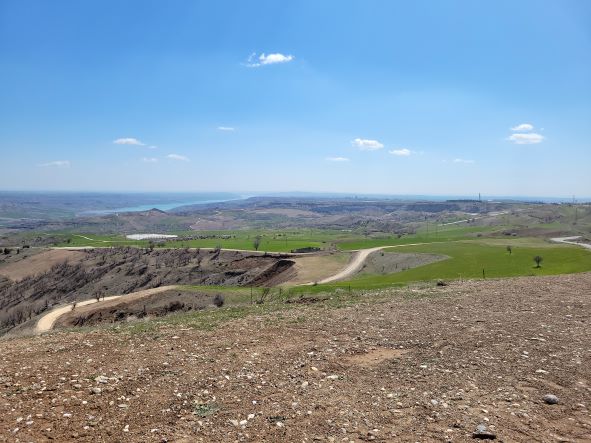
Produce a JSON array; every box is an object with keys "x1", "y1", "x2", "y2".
[
  {"x1": 551, "y1": 236, "x2": 591, "y2": 250},
  {"x1": 35, "y1": 286, "x2": 177, "y2": 333},
  {"x1": 316, "y1": 247, "x2": 385, "y2": 284},
  {"x1": 315, "y1": 242, "x2": 436, "y2": 284}
]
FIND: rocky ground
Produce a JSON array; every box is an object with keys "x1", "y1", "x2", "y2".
[{"x1": 1, "y1": 273, "x2": 590, "y2": 442}]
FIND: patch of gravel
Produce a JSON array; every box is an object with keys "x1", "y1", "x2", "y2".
[{"x1": 359, "y1": 250, "x2": 447, "y2": 275}]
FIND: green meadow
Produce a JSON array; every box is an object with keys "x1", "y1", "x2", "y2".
[
  {"x1": 57, "y1": 229, "x2": 350, "y2": 252},
  {"x1": 336, "y1": 240, "x2": 591, "y2": 289},
  {"x1": 57, "y1": 225, "x2": 499, "y2": 251}
]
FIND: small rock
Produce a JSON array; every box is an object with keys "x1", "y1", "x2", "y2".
[
  {"x1": 543, "y1": 394, "x2": 559, "y2": 405},
  {"x1": 95, "y1": 375, "x2": 109, "y2": 384},
  {"x1": 472, "y1": 423, "x2": 496, "y2": 440},
  {"x1": 90, "y1": 387, "x2": 102, "y2": 395}
]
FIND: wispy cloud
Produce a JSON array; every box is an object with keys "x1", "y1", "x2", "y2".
[
  {"x1": 389, "y1": 148, "x2": 412, "y2": 156},
  {"x1": 167, "y1": 154, "x2": 190, "y2": 162},
  {"x1": 246, "y1": 52, "x2": 294, "y2": 67},
  {"x1": 508, "y1": 132, "x2": 544, "y2": 144},
  {"x1": 217, "y1": 126, "x2": 235, "y2": 132},
  {"x1": 142, "y1": 157, "x2": 158, "y2": 163},
  {"x1": 326, "y1": 156, "x2": 350, "y2": 162},
  {"x1": 113, "y1": 137, "x2": 145, "y2": 146},
  {"x1": 352, "y1": 138, "x2": 384, "y2": 151},
  {"x1": 453, "y1": 158, "x2": 475, "y2": 164},
  {"x1": 511, "y1": 123, "x2": 534, "y2": 132},
  {"x1": 147, "y1": 145, "x2": 158, "y2": 150},
  {"x1": 507, "y1": 122, "x2": 544, "y2": 144},
  {"x1": 39, "y1": 160, "x2": 70, "y2": 168}
]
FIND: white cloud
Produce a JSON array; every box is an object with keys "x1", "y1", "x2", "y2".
[
  {"x1": 167, "y1": 154, "x2": 190, "y2": 162},
  {"x1": 246, "y1": 52, "x2": 294, "y2": 67},
  {"x1": 142, "y1": 157, "x2": 158, "y2": 163},
  {"x1": 39, "y1": 160, "x2": 70, "y2": 168},
  {"x1": 326, "y1": 156, "x2": 350, "y2": 162},
  {"x1": 352, "y1": 138, "x2": 384, "y2": 151},
  {"x1": 147, "y1": 145, "x2": 158, "y2": 150},
  {"x1": 511, "y1": 123, "x2": 534, "y2": 132},
  {"x1": 217, "y1": 126, "x2": 235, "y2": 132},
  {"x1": 389, "y1": 148, "x2": 412, "y2": 156},
  {"x1": 507, "y1": 133, "x2": 544, "y2": 144},
  {"x1": 113, "y1": 137, "x2": 145, "y2": 146},
  {"x1": 453, "y1": 158, "x2": 475, "y2": 164}
]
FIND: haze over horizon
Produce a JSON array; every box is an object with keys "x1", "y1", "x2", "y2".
[{"x1": 1, "y1": 1, "x2": 590, "y2": 197}]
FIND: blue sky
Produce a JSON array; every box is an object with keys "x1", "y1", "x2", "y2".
[{"x1": 1, "y1": 0, "x2": 590, "y2": 197}]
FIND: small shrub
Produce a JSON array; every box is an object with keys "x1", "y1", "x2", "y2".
[{"x1": 213, "y1": 294, "x2": 225, "y2": 307}]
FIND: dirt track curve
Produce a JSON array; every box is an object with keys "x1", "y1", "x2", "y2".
[{"x1": 35, "y1": 286, "x2": 177, "y2": 333}]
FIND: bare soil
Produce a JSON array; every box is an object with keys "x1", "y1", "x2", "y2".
[
  {"x1": 287, "y1": 253, "x2": 352, "y2": 285},
  {"x1": 0, "y1": 249, "x2": 84, "y2": 281},
  {"x1": 1, "y1": 273, "x2": 590, "y2": 442}
]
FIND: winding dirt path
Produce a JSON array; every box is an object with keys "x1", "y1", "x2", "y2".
[
  {"x1": 35, "y1": 286, "x2": 177, "y2": 333},
  {"x1": 551, "y1": 236, "x2": 591, "y2": 250},
  {"x1": 316, "y1": 247, "x2": 385, "y2": 284},
  {"x1": 315, "y1": 242, "x2": 435, "y2": 284}
]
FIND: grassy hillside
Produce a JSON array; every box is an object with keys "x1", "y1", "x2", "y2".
[{"x1": 339, "y1": 240, "x2": 591, "y2": 289}]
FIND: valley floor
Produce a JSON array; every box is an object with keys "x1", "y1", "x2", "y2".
[{"x1": 1, "y1": 273, "x2": 590, "y2": 442}]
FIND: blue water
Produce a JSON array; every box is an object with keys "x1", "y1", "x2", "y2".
[{"x1": 85, "y1": 194, "x2": 248, "y2": 214}]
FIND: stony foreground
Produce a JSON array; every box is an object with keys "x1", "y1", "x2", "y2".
[{"x1": 1, "y1": 273, "x2": 590, "y2": 442}]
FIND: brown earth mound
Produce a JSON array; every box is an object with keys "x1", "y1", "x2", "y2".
[
  {"x1": 0, "y1": 249, "x2": 84, "y2": 281},
  {"x1": 0, "y1": 273, "x2": 589, "y2": 442}
]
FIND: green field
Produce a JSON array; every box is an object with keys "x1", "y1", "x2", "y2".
[
  {"x1": 56, "y1": 225, "x2": 501, "y2": 252},
  {"x1": 336, "y1": 225, "x2": 499, "y2": 250},
  {"x1": 336, "y1": 240, "x2": 591, "y2": 289},
  {"x1": 57, "y1": 231, "x2": 335, "y2": 252}
]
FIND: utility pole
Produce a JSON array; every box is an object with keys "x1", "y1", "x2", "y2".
[{"x1": 573, "y1": 195, "x2": 578, "y2": 225}]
